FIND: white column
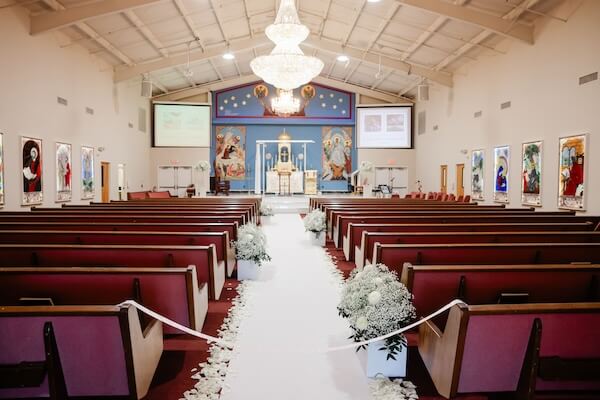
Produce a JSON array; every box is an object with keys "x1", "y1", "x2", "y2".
[
  {"x1": 254, "y1": 142, "x2": 262, "y2": 194},
  {"x1": 303, "y1": 143, "x2": 307, "y2": 171}
]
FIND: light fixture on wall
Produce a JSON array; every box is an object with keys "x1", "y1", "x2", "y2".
[
  {"x1": 271, "y1": 89, "x2": 300, "y2": 116},
  {"x1": 250, "y1": 0, "x2": 324, "y2": 90}
]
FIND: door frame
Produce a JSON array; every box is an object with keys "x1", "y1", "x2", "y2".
[
  {"x1": 101, "y1": 161, "x2": 110, "y2": 203},
  {"x1": 440, "y1": 164, "x2": 448, "y2": 194},
  {"x1": 456, "y1": 163, "x2": 465, "y2": 197}
]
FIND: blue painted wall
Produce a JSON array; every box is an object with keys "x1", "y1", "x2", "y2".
[{"x1": 212, "y1": 81, "x2": 357, "y2": 192}]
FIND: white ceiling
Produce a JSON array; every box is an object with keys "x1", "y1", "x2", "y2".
[{"x1": 20, "y1": 0, "x2": 565, "y2": 100}]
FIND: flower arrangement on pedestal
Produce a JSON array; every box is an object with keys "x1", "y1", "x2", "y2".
[
  {"x1": 194, "y1": 160, "x2": 211, "y2": 172},
  {"x1": 303, "y1": 209, "x2": 326, "y2": 245},
  {"x1": 233, "y1": 224, "x2": 271, "y2": 280},
  {"x1": 338, "y1": 264, "x2": 416, "y2": 377},
  {"x1": 260, "y1": 202, "x2": 274, "y2": 216}
]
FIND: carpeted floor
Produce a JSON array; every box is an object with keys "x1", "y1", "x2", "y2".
[{"x1": 143, "y1": 279, "x2": 239, "y2": 400}]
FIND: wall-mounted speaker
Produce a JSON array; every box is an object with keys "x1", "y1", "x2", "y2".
[
  {"x1": 141, "y1": 79, "x2": 153, "y2": 98},
  {"x1": 417, "y1": 85, "x2": 429, "y2": 101}
]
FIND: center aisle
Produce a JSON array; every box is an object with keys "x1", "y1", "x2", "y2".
[{"x1": 220, "y1": 214, "x2": 372, "y2": 400}]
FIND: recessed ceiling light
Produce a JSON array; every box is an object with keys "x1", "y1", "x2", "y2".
[
  {"x1": 222, "y1": 52, "x2": 235, "y2": 60},
  {"x1": 337, "y1": 54, "x2": 349, "y2": 62}
]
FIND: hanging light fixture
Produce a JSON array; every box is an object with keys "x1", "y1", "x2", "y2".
[
  {"x1": 250, "y1": 0, "x2": 323, "y2": 90},
  {"x1": 271, "y1": 89, "x2": 300, "y2": 116}
]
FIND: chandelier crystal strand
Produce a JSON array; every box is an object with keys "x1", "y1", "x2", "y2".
[
  {"x1": 271, "y1": 89, "x2": 301, "y2": 116},
  {"x1": 250, "y1": 0, "x2": 323, "y2": 90}
]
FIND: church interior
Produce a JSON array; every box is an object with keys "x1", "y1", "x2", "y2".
[{"x1": 0, "y1": 0, "x2": 599, "y2": 399}]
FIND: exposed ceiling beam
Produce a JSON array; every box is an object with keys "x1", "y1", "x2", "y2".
[
  {"x1": 313, "y1": 75, "x2": 412, "y2": 104},
  {"x1": 151, "y1": 72, "x2": 412, "y2": 104},
  {"x1": 152, "y1": 75, "x2": 260, "y2": 101},
  {"x1": 304, "y1": 36, "x2": 453, "y2": 87},
  {"x1": 397, "y1": 0, "x2": 534, "y2": 44},
  {"x1": 399, "y1": 0, "x2": 539, "y2": 96},
  {"x1": 31, "y1": 0, "x2": 164, "y2": 35},
  {"x1": 342, "y1": 0, "x2": 366, "y2": 46},
  {"x1": 114, "y1": 36, "x2": 270, "y2": 82}
]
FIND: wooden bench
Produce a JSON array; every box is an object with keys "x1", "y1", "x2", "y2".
[
  {"x1": 419, "y1": 302, "x2": 600, "y2": 398},
  {"x1": 335, "y1": 214, "x2": 596, "y2": 249},
  {"x1": 0, "y1": 221, "x2": 239, "y2": 241},
  {"x1": 359, "y1": 231, "x2": 600, "y2": 267},
  {"x1": 400, "y1": 263, "x2": 600, "y2": 318},
  {"x1": 372, "y1": 242, "x2": 600, "y2": 277},
  {"x1": 0, "y1": 266, "x2": 208, "y2": 334},
  {"x1": 0, "y1": 304, "x2": 162, "y2": 399},
  {"x1": 0, "y1": 244, "x2": 224, "y2": 301},
  {"x1": 350, "y1": 222, "x2": 595, "y2": 267},
  {"x1": 0, "y1": 230, "x2": 236, "y2": 278}
]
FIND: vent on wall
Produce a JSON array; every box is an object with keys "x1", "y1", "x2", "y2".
[
  {"x1": 57, "y1": 96, "x2": 68, "y2": 106},
  {"x1": 85, "y1": 107, "x2": 94, "y2": 115},
  {"x1": 138, "y1": 108, "x2": 147, "y2": 133},
  {"x1": 579, "y1": 72, "x2": 598, "y2": 85},
  {"x1": 417, "y1": 111, "x2": 426, "y2": 135},
  {"x1": 474, "y1": 110, "x2": 482, "y2": 118},
  {"x1": 500, "y1": 101, "x2": 511, "y2": 110}
]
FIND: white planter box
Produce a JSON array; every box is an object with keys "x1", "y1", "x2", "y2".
[
  {"x1": 237, "y1": 260, "x2": 259, "y2": 280},
  {"x1": 363, "y1": 184, "x2": 373, "y2": 198},
  {"x1": 366, "y1": 340, "x2": 407, "y2": 378},
  {"x1": 309, "y1": 231, "x2": 326, "y2": 246}
]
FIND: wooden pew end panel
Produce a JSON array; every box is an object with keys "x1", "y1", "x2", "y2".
[{"x1": 418, "y1": 303, "x2": 469, "y2": 399}]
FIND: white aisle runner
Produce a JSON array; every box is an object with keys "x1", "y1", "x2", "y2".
[{"x1": 220, "y1": 214, "x2": 371, "y2": 400}]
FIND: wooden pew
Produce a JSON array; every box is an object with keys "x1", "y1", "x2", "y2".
[
  {"x1": 0, "y1": 214, "x2": 245, "y2": 228},
  {"x1": 309, "y1": 197, "x2": 473, "y2": 210},
  {"x1": 400, "y1": 264, "x2": 600, "y2": 318},
  {"x1": 0, "y1": 304, "x2": 162, "y2": 399},
  {"x1": 351, "y1": 222, "x2": 595, "y2": 267},
  {"x1": 419, "y1": 302, "x2": 600, "y2": 398},
  {"x1": 0, "y1": 266, "x2": 208, "y2": 334},
  {"x1": 0, "y1": 244, "x2": 225, "y2": 301},
  {"x1": 22, "y1": 209, "x2": 251, "y2": 226},
  {"x1": 0, "y1": 230, "x2": 236, "y2": 278},
  {"x1": 335, "y1": 214, "x2": 596, "y2": 249},
  {"x1": 327, "y1": 206, "x2": 530, "y2": 237},
  {"x1": 0, "y1": 221, "x2": 239, "y2": 240},
  {"x1": 359, "y1": 231, "x2": 600, "y2": 267},
  {"x1": 372, "y1": 242, "x2": 600, "y2": 277}
]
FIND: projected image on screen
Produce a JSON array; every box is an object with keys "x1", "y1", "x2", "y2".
[
  {"x1": 357, "y1": 106, "x2": 412, "y2": 148},
  {"x1": 154, "y1": 103, "x2": 211, "y2": 147}
]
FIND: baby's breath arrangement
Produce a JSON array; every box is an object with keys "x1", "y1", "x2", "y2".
[
  {"x1": 260, "y1": 202, "x2": 274, "y2": 216},
  {"x1": 338, "y1": 264, "x2": 416, "y2": 360},
  {"x1": 233, "y1": 224, "x2": 271, "y2": 266},
  {"x1": 303, "y1": 209, "x2": 326, "y2": 236}
]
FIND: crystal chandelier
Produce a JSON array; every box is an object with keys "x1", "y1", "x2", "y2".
[
  {"x1": 250, "y1": 0, "x2": 323, "y2": 91},
  {"x1": 271, "y1": 89, "x2": 300, "y2": 116}
]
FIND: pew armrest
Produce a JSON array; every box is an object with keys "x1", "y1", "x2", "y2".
[
  {"x1": 225, "y1": 232, "x2": 236, "y2": 278},
  {"x1": 195, "y1": 283, "x2": 209, "y2": 331},
  {"x1": 126, "y1": 305, "x2": 163, "y2": 400},
  {"x1": 355, "y1": 245, "x2": 364, "y2": 269},
  {"x1": 418, "y1": 303, "x2": 469, "y2": 399}
]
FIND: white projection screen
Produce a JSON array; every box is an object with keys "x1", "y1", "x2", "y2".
[
  {"x1": 357, "y1": 105, "x2": 413, "y2": 149},
  {"x1": 153, "y1": 102, "x2": 211, "y2": 147}
]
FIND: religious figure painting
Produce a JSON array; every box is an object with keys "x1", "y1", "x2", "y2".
[
  {"x1": 521, "y1": 141, "x2": 542, "y2": 206},
  {"x1": 215, "y1": 126, "x2": 246, "y2": 180},
  {"x1": 471, "y1": 149, "x2": 484, "y2": 201},
  {"x1": 558, "y1": 134, "x2": 587, "y2": 210},
  {"x1": 322, "y1": 127, "x2": 352, "y2": 181},
  {"x1": 55, "y1": 142, "x2": 72, "y2": 202},
  {"x1": 81, "y1": 146, "x2": 95, "y2": 199},
  {"x1": 0, "y1": 132, "x2": 4, "y2": 207},
  {"x1": 493, "y1": 145, "x2": 510, "y2": 203},
  {"x1": 22, "y1": 136, "x2": 43, "y2": 205}
]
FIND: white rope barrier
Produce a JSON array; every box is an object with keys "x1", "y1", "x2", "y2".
[{"x1": 117, "y1": 298, "x2": 467, "y2": 353}]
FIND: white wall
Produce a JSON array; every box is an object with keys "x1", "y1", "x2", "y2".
[
  {"x1": 415, "y1": 0, "x2": 600, "y2": 213},
  {"x1": 0, "y1": 6, "x2": 151, "y2": 210}
]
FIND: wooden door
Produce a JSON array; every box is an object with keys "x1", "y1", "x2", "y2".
[
  {"x1": 101, "y1": 162, "x2": 110, "y2": 203},
  {"x1": 456, "y1": 163, "x2": 465, "y2": 197},
  {"x1": 440, "y1": 165, "x2": 448, "y2": 194}
]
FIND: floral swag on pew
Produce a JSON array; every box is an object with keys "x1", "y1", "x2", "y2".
[
  {"x1": 303, "y1": 209, "x2": 326, "y2": 238},
  {"x1": 260, "y1": 202, "x2": 274, "y2": 216},
  {"x1": 338, "y1": 264, "x2": 416, "y2": 359},
  {"x1": 233, "y1": 223, "x2": 271, "y2": 266}
]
